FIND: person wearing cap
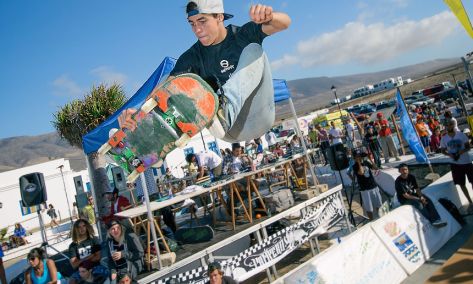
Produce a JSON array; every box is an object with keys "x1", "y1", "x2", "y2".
[
  {"x1": 103, "y1": 187, "x2": 132, "y2": 225},
  {"x1": 206, "y1": 261, "x2": 236, "y2": 284},
  {"x1": 414, "y1": 115, "x2": 431, "y2": 154},
  {"x1": 440, "y1": 118, "x2": 473, "y2": 207},
  {"x1": 103, "y1": 219, "x2": 144, "y2": 283},
  {"x1": 186, "y1": 150, "x2": 223, "y2": 180},
  {"x1": 374, "y1": 112, "x2": 400, "y2": 163},
  {"x1": 118, "y1": 0, "x2": 291, "y2": 142}
]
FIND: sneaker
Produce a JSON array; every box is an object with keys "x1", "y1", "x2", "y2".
[{"x1": 431, "y1": 220, "x2": 447, "y2": 228}]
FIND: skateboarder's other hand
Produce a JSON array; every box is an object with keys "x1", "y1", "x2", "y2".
[
  {"x1": 118, "y1": 108, "x2": 138, "y2": 131},
  {"x1": 250, "y1": 4, "x2": 273, "y2": 24}
]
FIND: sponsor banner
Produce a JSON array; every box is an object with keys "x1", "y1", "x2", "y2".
[
  {"x1": 370, "y1": 205, "x2": 461, "y2": 274},
  {"x1": 283, "y1": 226, "x2": 407, "y2": 284},
  {"x1": 154, "y1": 193, "x2": 345, "y2": 284}
]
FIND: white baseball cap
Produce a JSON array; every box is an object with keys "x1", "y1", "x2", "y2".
[{"x1": 187, "y1": 0, "x2": 233, "y2": 20}]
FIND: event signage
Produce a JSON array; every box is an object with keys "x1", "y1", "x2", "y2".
[{"x1": 154, "y1": 193, "x2": 345, "y2": 284}]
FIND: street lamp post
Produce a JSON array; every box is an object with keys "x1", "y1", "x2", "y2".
[
  {"x1": 58, "y1": 165, "x2": 74, "y2": 225},
  {"x1": 331, "y1": 85, "x2": 344, "y2": 116}
]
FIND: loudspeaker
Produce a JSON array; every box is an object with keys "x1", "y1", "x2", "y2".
[
  {"x1": 73, "y1": 176, "x2": 84, "y2": 194},
  {"x1": 112, "y1": 167, "x2": 127, "y2": 191},
  {"x1": 326, "y1": 144, "x2": 349, "y2": 171},
  {"x1": 19, "y1": 172, "x2": 47, "y2": 207}
]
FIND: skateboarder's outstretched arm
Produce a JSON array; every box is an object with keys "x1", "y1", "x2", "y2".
[{"x1": 250, "y1": 4, "x2": 291, "y2": 36}]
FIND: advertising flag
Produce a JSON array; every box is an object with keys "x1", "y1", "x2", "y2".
[
  {"x1": 444, "y1": 0, "x2": 473, "y2": 38},
  {"x1": 396, "y1": 89, "x2": 428, "y2": 163}
]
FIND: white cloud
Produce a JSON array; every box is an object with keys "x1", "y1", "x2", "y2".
[
  {"x1": 272, "y1": 11, "x2": 458, "y2": 70},
  {"x1": 52, "y1": 74, "x2": 82, "y2": 97},
  {"x1": 90, "y1": 66, "x2": 127, "y2": 86}
]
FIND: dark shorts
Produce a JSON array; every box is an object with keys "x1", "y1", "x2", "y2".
[
  {"x1": 451, "y1": 163, "x2": 473, "y2": 185},
  {"x1": 420, "y1": 136, "x2": 430, "y2": 147}
]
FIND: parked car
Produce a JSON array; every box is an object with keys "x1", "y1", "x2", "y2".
[{"x1": 376, "y1": 100, "x2": 396, "y2": 111}]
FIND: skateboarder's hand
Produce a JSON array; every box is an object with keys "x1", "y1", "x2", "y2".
[
  {"x1": 118, "y1": 108, "x2": 138, "y2": 131},
  {"x1": 250, "y1": 4, "x2": 273, "y2": 24}
]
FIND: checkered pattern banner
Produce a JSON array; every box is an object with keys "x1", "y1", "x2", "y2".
[{"x1": 151, "y1": 193, "x2": 345, "y2": 284}]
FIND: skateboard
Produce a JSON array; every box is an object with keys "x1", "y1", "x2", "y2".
[
  {"x1": 98, "y1": 74, "x2": 218, "y2": 182},
  {"x1": 174, "y1": 225, "x2": 214, "y2": 244}
]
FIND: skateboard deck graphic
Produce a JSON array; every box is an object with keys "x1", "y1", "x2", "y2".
[
  {"x1": 98, "y1": 74, "x2": 218, "y2": 182},
  {"x1": 175, "y1": 225, "x2": 214, "y2": 244}
]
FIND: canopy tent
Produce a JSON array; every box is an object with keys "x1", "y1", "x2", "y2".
[{"x1": 82, "y1": 58, "x2": 292, "y2": 154}]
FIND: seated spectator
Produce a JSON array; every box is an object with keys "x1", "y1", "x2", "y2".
[
  {"x1": 12, "y1": 223, "x2": 29, "y2": 246},
  {"x1": 206, "y1": 262, "x2": 236, "y2": 284},
  {"x1": 24, "y1": 248, "x2": 63, "y2": 284},
  {"x1": 395, "y1": 164, "x2": 447, "y2": 227},
  {"x1": 69, "y1": 219, "x2": 109, "y2": 284},
  {"x1": 103, "y1": 219, "x2": 144, "y2": 283},
  {"x1": 103, "y1": 187, "x2": 132, "y2": 225},
  {"x1": 272, "y1": 143, "x2": 284, "y2": 157},
  {"x1": 77, "y1": 260, "x2": 110, "y2": 284},
  {"x1": 117, "y1": 273, "x2": 132, "y2": 284},
  {"x1": 0, "y1": 245, "x2": 6, "y2": 284},
  {"x1": 222, "y1": 143, "x2": 252, "y2": 175}
]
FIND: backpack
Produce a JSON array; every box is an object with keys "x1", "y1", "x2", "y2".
[{"x1": 438, "y1": 198, "x2": 465, "y2": 226}]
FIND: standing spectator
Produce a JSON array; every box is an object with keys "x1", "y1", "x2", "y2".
[
  {"x1": 103, "y1": 219, "x2": 144, "y2": 283},
  {"x1": 430, "y1": 127, "x2": 442, "y2": 153},
  {"x1": 24, "y1": 248, "x2": 64, "y2": 284},
  {"x1": 0, "y1": 245, "x2": 6, "y2": 284},
  {"x1": 443, "y1": 110, "x2": 459, "y2": 131},
  {"x1": 328, "y1": 121, "x2": 343, "y2": 145},
  {"x1": 349, "y1": 150, "x2": 382, "y2": 220},
  {"x1": 395, "y1": 164, "x2": 447, "y2": 227},
  {"x1": 415, "y1": 115, "x2": 431, "y2": 154},
  {"x1": 374, "y1": 112, "x2": 400, "y2": 163},
  {"x1": 82, "y1": 196, "x2": 96, "y2": 225},
  {"x1": 364, "y1": 126, "x2": 382, "y2": 167},
  {"x1": 72, "y1": 202, "x2": 79, "y2": 221},
  {"x1": 343, "y1": 117, "x2": 357, "y2": 149},
  {"x1": 308, "y1": 125, "x2": 318, "y2": 147},
  {"x1": 316, "y1": 124, "x2": 330, "y2": 165},
  {"x1": 47, "y1": 204, "x2": 60, "y2": 228},
  {"x1": 264, "y1": 129, "x2": 277, "y2": 151},
  {"x1": 206, "y1": 261, "x2": 237, "y2": 284},
  {"x1": 103, "y1": 187, "x2": 132, "y2": 225},
  {"x1": 69, "y1": 219, "x2": 109, "y2": 284},
  {"x1": 186, "y1": 151, "x2": 223, "y2": 180},
  {"x1": 440, "y1": 119, "x2": 473, "y2": 206},
  {"x1": 12, "y1": 223, "x2": 30, "y2": 246}
]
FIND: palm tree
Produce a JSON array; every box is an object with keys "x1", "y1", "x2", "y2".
[{"x1": 52, "y1": 83, "x2": 127, "y2": 238}]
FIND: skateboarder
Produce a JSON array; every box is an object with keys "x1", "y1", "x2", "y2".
[{"x1": 119, "y1": 0, "x2": 291, "y2": 142}]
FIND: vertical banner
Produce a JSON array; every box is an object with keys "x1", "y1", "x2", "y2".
[
  {"x1": 395, "y1": 89, "x2": 428, "y2": 163},
  {"x1": 444, "y1": 0, "x2": 473, "y2": 38}
]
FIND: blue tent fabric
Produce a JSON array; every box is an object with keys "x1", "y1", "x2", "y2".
[
  {"x1": 82, "y1": 58, "x2": 292, "y2": 154},
  {"x1": 273, "y1": 79, "x2": 291, "y2": 103},
  {"x1": 82, "y1": 57, "x2": 176, "y2": 154}
]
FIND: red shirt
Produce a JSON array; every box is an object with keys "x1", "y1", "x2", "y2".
[
  {"x1": 430, "y1": 134, "x2": 441, "y2": 152},
  {"x1": 103, "y1": 195, "x2": 131, "y2": 224},
  {"x1": 375, "y1": 119, "x2": 392, "y2": 137}
]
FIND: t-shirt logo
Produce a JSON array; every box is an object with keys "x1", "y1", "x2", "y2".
[
  {"x1": 220, "y1": 59, "x2": 234, "y2": 74},
  {"x1": 78, "y1": 245, "x2": 92, "y2": 259}
]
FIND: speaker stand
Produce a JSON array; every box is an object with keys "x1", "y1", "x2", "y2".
[
  {"x1": 337, "y1": 170, "x2": 369, "y2": 227},
  {"x1": 37, "y1": 209, "x2": 70, "y2": 260}
]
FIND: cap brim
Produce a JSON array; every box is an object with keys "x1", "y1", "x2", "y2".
[{"x1": 223, "y1": 13, "x2": 233, "y2": 20}]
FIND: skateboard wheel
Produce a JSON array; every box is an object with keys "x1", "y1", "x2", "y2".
[
  {"x1": 175, "y1": 133, "x2": 191, "y2": 148},
  {"x1": 98, "y1": 143, "x2": 112, "y2": 155},
  {"x1": 141, "y1": 98, "x2": 158, "y2": 113}
]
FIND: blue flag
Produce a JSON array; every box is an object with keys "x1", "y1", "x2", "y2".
[{"x1": 396, "y1": 89, "x2": 428, "y2": 163}]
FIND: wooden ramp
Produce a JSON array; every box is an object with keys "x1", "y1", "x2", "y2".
[{"x1": 426, "y1": 233, "x2": 473, "y2": 284}]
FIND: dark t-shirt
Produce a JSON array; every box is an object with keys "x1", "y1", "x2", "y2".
[
  {"x1": 352, "y1": 162, "x2": 377, "y2": 191},
  {"x1": 170, "y1": 22, "x2": 267, "y2": 91},
  {"x1": 111, "y1": 240, "x2": 127, "y2": 270},
  {"x1": 395, "y1": 174, "x2": 419, "y2": 204},
  {"x1": 68, "y1": 237, "x2": 101, "y2": 262}
]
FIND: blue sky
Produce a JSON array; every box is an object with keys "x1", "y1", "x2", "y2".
[{"x1": 0, "y1": 0, "x2": 472, "y2": 139}]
